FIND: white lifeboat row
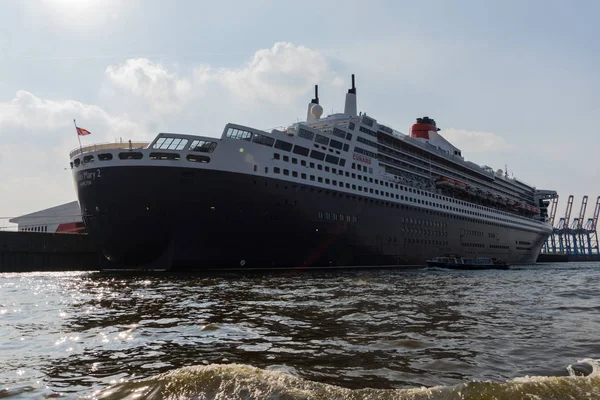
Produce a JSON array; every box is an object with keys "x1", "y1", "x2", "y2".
[{"x1": 434, "y1": 177, "x2": 540, "y2": 214}]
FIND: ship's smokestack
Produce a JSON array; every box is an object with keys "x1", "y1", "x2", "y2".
[
  {"x1": 306, "y1": 84, "x2": 323, "y2": 121},
  {"x1": 344, "y1": 74, "x2": 357, "y2": 116}
]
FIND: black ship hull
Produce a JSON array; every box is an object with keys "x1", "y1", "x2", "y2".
[{"x1": 75, "y1": 166, "x2": 548, "y2": 271}]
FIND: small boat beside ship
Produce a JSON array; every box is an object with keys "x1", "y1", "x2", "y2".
[{"x1": 426, "y1": 256, "x2": 510, "y2": 270}]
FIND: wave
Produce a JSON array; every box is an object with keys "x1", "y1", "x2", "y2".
[{"x1": 92, "y1": 360, "x2": 600, "y2": 400}]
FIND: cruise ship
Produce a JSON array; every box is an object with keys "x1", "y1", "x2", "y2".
[{"x1": 69, "y1": 75, "x2": 557, "y2": 270}]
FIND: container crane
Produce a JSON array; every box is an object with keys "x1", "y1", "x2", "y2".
[
  {"x1": 544, "y1": 196, "x2": 559, "y2": 253},
  {"x1": 556, "y1": 195, "x2": 574, "y2": 254},
  {"x1": 569, "y1": 196, "x2": 588, "y2": 255},
  {"x1": 582, "y1": 196, "x2": 600, "y2": 256}
]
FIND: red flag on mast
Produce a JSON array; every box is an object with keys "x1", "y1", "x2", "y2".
[{"x1": 76, "y1": 126, "x2": 91, "y2": 136}]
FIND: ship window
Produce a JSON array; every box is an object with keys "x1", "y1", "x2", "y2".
[
  {"x1": 83, "y1": 155, "x2": 94, "y2": 163},
  {"x1": 357, "y1": 136, "x2": 377, "y2": 148},
  {"x1": 346, "y1": 183, "x2": 350, "y2": 188},
  {"x1": 339, "y1": 159, "x2": 346, "y2": 167},
  {"x1": 325, "y1": 154, "x2": 339, "y2": 165},
  {"x1": 315, "y1": 134, "x2": 329, "y2": 146},
  {"x1": 274, "y1": 140, "x2": 293, "y2": 152},
  {"x1": 150, "y1": 152, "x2": 180, "y2": 161},
  {"x1": 332, "y1": 180, "x2": 337, "y2": 185},
  {"x1": 298, "y1": 128, "x2": 315, "y2": 141},
  {"x1": 310, "y1": 150, "x2": 325, "y2": 161},
  {"x1": 292, "y1": 158, "x2": 298, "y2": 164},
  {"x1": 339, "y1": 181, "x2": 344, "y2": 187},
  {"x1": 74, "y1": 158, "x2": 81, "y2": 166},
  {"x1": 325, "y1": 178, "x2": 330, "y2": 184},
  {"x1": 274, "y1": 153, "x2": 280, "y2": 160},
  {"x1": 332, "y1": 213, "x2": 338, "y2": 221},
  {"x1": 283, "y1": 155, "x2": 289, "y2": 162},
  {"x1": 325, "y1": 212, "x2": 330, "y2": 220},
  {"x1": 330, "y1": 139, "x2": 343, "y2": 150},
  {"x1": 186, "y1": 154, "x2": 210, "y2": 163},
  {"x1": 346, "y1": 133, "x2": 352, "y2": 141},
  {"x1": 352, "y1": 184, "x2": 356, "y2": 190},
  {"x1": 301, "y1": 173, "x2": 307, "y2": 179},
  {"x1": 274, "y1": 167, "x2": 281, "y2": 174},
  {"x1": 226, "y1": 128, "x2": 253, "y2": 141},
  {"x1": 318, "y1": 164, "x2": 323, "y2": 170},
  {"x1": 318, "y1": 177, "x2": 323, "y2": 183},
  {"x1": 189, "y1": 140, "x2": 217, "y2": 153},
  {"x1": 265, "y1": 167, "x2": 269, "y2": 173},
  {"x1": 293, "y1": 145, "x2": 310, "y2": 157},
  {"x1": 310, "y1": 175, "x2": 315, "y2": 181},
  {"x1": 301, "y1": 160, "x2": 307, "y2": 166},
  {"x1": 283, "y1": 169, "x2": 289, "y2": 176},
  {"x1": 252, "y1": 133, "x2": 275, "y2": 147},
  {"x1": 352, "y1": 173, "x2": 356, "y2": 178},
  {"x1": 98, "y1": 153, "x2": 113, "y2": 161},
  {"x1": 333, "y1": 127, "x2": 346, "y2": 139},
  {"x1": 343, "y1": 143, "x2": 350, "y2": 152},
  {"x1": 172, "y1": 138, "x2": 188, "y2": 150},
  {"x1": 118, "y1": 152, "x2": 143, "y2": 160},
  {"x1": 292, "y1": 171, "x2": 298, "y2": 177},
  {"x1": 318, "y1": 211, "x2": 323, "y2": 219},
  {"x1": 325, "y1": 166, "x2": 330, "y2": 172}
]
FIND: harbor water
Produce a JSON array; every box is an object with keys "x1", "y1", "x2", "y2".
[{"x1": 1, "y1": 263, "x2": 600, "y2": 399}]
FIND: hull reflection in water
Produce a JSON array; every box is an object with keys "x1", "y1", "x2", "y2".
[{"x1": 97, "y1": 362, "x2": 600, "y2": 400}]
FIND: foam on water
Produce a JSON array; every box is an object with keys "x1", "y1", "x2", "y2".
[{"x1": 92, "y1": 362, "x2": 600, "y2": 400}]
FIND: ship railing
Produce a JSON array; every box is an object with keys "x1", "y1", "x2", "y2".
[{"x1": 69, "y1": 142, "x2": 150, "y2": 158}]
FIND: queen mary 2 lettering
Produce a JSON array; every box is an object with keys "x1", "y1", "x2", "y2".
[{"x1": 68, "y1": 75, "x2": 557, "y2": 271}]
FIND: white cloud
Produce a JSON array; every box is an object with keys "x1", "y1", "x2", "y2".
[
  {"x1": 102, "y1": 42, "x2": 339, "y2": 112},
  {"x1": 104, "y1": 58, "x2": 194, "y2": 114},
  {"x1": 440, "y1": 128, "x2": 517, "y2": 153},
  {"x1": 213, "y1": 42, "x2": 334, "y2": 104}
]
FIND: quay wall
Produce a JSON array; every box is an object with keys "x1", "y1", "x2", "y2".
[{"x1": 0, "y1": 231, "x2": 99, "y2": 272}]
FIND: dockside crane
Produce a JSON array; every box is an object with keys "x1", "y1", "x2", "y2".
[
  {"x1": 544, "y1": 195, "x2": 559, "y2": 253},
  {"x1": 570, "y1": 196, "x2": 588, "y2": 255},
  {"x1": 555, "y1": 195, "x2": 574, "y2": 254},
  {"x1": 582, "y1": 196, "x2": 600, "y2": 256}
]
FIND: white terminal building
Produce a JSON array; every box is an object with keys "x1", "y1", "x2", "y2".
[{"x1": 9, "y1": 201, "x2": 85, "y2": 233}]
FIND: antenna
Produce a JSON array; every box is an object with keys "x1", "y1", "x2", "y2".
[
  {"x1": 348, "y1": 74, "x2": 356, "y2": 94},
  {"x1": 312, "y1": 85, "x2": 319, "y2": 104},
  {"x1": 344, "y1": 73, "x2": 357, "y2": 116}
]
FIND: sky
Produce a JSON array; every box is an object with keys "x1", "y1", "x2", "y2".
[{"x1": 1, "y1": 0, "x2": 600, "y2": 228}]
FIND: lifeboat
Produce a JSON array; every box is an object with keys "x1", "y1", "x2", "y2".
[
  {"x1": 410, "y1": 116, "x2": 440, "y2": 139},
  {"x1": 454, "y1": 180, "x2": 468, "y2": 190},
  {"x1": 435, "y1": 177, "x2": 468, "y2": 191},
  {"x1": 435, "y1": 177, "x2": 455, "y2": 188}
]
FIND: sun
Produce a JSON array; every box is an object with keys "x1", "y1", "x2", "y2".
[
  {"x1": 41, "y1": 0, "x2": 111, "y2": 17},
  {"x1": 40, "y1": 0, "x2": 115, "y2": 28}
]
